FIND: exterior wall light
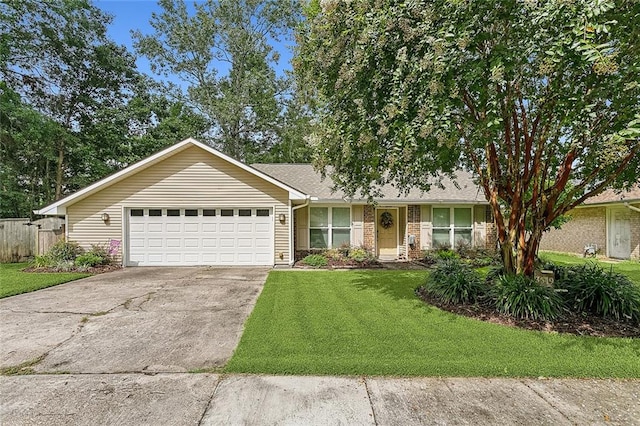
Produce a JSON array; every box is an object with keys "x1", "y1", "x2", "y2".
[
  {"x1": 278, "y1": 213, "x2": 286, "y2": 223},
  {"x1": 101, "y1": 213, "x2": 110, "y2": 222}
]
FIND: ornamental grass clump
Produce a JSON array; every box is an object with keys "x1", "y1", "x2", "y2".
[
  {"x1": 555, "y1": 263, "x2": 640, "y2": 321},
  {"x1": 492, "y1": 274, "x2": 564, "y2": 321},
  {"x1": 423, "y1": 258, "x2": 486, "y2": 304},
  {"x1": 301, "y1": 254, "x2": 328, "y2": 268}
]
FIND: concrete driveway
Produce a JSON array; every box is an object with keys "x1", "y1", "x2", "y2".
[
  {"x1": 1, "y1": 267, "x2": 639, "y2": 425},
  {"x1": 0, "y1": 266, "x2": 268, "y2": 373}
]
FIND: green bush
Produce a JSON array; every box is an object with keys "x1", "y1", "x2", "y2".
[
  {"x1": 348, "y1": 247, "x2": 374, "y2": 263},
  {"x1": 424, "y1": 259, "x2": 486, "y2": 304},
  {"x1": 302, "y1": 254, "x2": 328, "y2": 268},
  {"x1": 492, "y1": 274, "x2": 564, "y2": 320},
  {"x1": 75, "y1": 253, "x2": 104, "y2": 268},
  {"x1": 32, "y1": 254, "x2": 54, "y2": 268},
  {"x1": 555, "y1": 263, "x2": 640, "y2": 321},
  {"x1": 87, "y1": 243, "x2": 112, "y2": 265},
  {"x1": 48, "y1": 240, "x2": 83, "y2": 262},
  {"x1": 435, "y1": 249, "x2": 459, "y2": 261}
]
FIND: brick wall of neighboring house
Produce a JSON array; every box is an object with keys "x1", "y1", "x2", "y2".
[
  {"x1": 539, "y1": 206, "x2": 606, "y2": 256},
  {"x1": 363, "y1": 205, "x2": 375, "y2": 251},
  {"x1": 407, "y1": 205, "x2": 421, "y2": 259}
]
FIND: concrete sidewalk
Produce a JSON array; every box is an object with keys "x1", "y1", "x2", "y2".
[{"x1": 1, "y1": 374, "x2": 638, "y2": 425}]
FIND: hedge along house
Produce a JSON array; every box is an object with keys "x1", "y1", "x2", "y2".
[
  {"x1": 36, "y1": 138, "x2": 495, "y2": 267},
  {"x1": 539, "y1": 187, "x2": 640, "y2": 260}
]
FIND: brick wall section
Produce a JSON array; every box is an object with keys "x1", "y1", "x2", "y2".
[
  {"x1": 540, "y1": 206, "x2": 606, "y2": 256},
  {"x1": 407, "y1": 205, "x2": 421, "y2": 259},
  {"x1": 363, "y1": 205, "x2": 375, "y2": 250}
]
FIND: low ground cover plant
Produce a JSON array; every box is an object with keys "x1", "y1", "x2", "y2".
[{"x1": 31, "y1": 241, "x2": 113, "y2": 272}]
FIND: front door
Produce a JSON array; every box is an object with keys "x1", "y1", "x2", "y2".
[
  {"x1": 377, "y1": 209, "x2": 398, "y2": 260},
  {"x1": 609, "y1": 208, "x2": 631, "y2": 259}
]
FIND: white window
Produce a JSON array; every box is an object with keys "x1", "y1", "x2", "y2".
[
  {"x1": 432, "y1": 207, "x2": 473, "y2": 248},
  {"x1": 309, "y1": 207, "x2": 351, "y2": 249}
]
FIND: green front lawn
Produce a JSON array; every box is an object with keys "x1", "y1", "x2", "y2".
[
  {"x1": 0, "y1": 263, "x2": 90, "y2": 298},
  {"x1": 226, "y1": 270, "x2": 640, "y2": 378}
]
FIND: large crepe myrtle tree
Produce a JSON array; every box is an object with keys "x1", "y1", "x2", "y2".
[{"x1": 296, "y1": 0, "x2": 640, "y2": 276}]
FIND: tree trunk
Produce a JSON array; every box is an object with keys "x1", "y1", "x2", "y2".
[{"x1": 500, "y1": 239, "x2": 516, "y2": 275}]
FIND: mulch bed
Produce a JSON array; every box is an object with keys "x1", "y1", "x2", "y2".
[
  {"x1": 415, "y1": 287, "x2": 640, "y2": 339},
  {"x1": 22, "y1": 265, "x2": 122, "y2": 274}
]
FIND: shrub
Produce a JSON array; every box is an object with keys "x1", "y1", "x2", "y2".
[
  {"x1": 348, "y1": 247, "x2": 374, "y2": 263},
  {"x1": 88, "y1": 243, "x2": 112, "y2": 265},
  {"x1": 435, "y1": 249, "x2": 459, "y2": 261},
  {"x1": 424, "y1": 259, "x2": 486, "y2": 304},
  {"x1": 492, "y1": 274, "x2": 564, "y2": 320},
  {"x1": 48, "y1": 240, "x2": 83, "y2": 263},
  {"x1": 555, "y1": 263, "x2": 640, "y2": 321},
  {"x1": 32, "y1": 254, "x2": 54, "y2": 268},
  {"x1": 75, "y1": 253, "x2": 104, "y2": 268},
  {"x1": 302, "y1": 254, "x2": 328, "y2": 268}
]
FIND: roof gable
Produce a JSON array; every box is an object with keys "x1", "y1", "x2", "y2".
[{"x1": 36, "y1": 138, "x2": 307, "y2": 215}]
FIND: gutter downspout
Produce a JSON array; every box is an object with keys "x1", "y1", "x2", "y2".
[
  {"x1": 290, "y1": 196, "x2": 311, "y2": 266},
  {"x1": 623, "y1": 202, "x2": 640, "y2": 213}
]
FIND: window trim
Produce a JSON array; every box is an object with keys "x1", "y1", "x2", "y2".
[
  {"x1": 431, "y1": 206, "x2": 474, "y2": 248},
  {"x1": 308, "y1": 205, "x2": 352, "y2": 249}
]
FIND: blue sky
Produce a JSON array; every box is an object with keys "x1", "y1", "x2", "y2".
[{"x1": 95, "y1": 0, "x2": 294, "y2": 84}]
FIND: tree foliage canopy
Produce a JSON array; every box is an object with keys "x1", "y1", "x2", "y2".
[
  {"x1": 134, "y1": 0, "x2": 309, "y2": 162},
  {"x1": 297, "y1": 0, "x2": 640, "y2": 274}
]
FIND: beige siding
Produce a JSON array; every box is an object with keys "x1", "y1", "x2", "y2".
[
  {"x1": 295, "y1": 206, "x2": 309, "y2": 250},
  {"x1": 351, "y1": 205, "x2": 364, "y2": 246},
  {"x1": 420, "y1": 205, "x2": 432, "y2": 249},
  {"x1": 67, "y1": 145, "x2": 290, "y2": 265}
]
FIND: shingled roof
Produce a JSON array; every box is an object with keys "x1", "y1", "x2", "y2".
[
  {"x1": 251, "y1": 164, "x2": 487, "y2": 203},
  {"x1": 584, "y1": 185, "x2": 640, "y2": 205}
]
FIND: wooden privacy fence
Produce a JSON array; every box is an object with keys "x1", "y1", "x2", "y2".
[{"x1": 0, "y1": 217, "x2": 65, "y2": 263}]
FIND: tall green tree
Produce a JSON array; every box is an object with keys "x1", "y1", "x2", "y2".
[
  {"x1": 297, "y1": 0, "x2": 640, "y2": 275},
  {"x1": 133, "y1": 0, "x2": 304, "y2": 162},
  {"x1": 1, "y1": 0, "x2": 137, "y2": 200}
]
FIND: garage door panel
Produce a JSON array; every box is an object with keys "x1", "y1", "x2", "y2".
[
  {"x1": 220, "y1": 223, "x2": 234, "y2": 232},
  {"x1": 202, "y1": 223, "x2": 217, "y2": 232},
  {"x1": 148, "y1": 223, "x2": 163, "y2": 232},
  {"x1": 184, "y1": 238, "x2": 199, "y2": 248},
  {"x1": 166, "y1": 238, "x2": 181, "y2": 248},
  {"x1": 255, "y1": 223, "x2": 270, "y2": 232},
  {"x1": 237, "y1": 223, "x2": 252, "y2": 232},
  {"x1": 128, "y1": 208, "x2": 274, "y2": 266},
  {"x1": 148, "y1": 238, "x2": 163, "y2": 248},
  {"x1": 202, "y1": 238, "x2": 217, "y2": 248}
]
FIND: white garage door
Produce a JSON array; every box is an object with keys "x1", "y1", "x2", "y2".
[{"x1": 128, "y1": 208, "x2": 274, "y2": 266}]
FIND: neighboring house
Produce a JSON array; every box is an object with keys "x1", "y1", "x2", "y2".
[
  {"x1": 36, "y1": 138, "x2": 495, "y2": 267},
  {"x1": 540, "y1": 187, "x2": 640, "y2": 260}
]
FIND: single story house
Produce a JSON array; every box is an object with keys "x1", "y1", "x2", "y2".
[
  {"x1": 540, "y1": 187, "x2": 640, "y2": 260},
  {"x1": 36, "y1": 138, "x2": 495, "y2": 267}
]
